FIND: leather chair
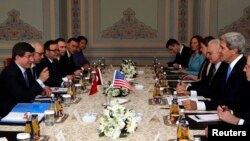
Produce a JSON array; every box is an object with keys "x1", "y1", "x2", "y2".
[{"x1": 3, "y1": 58, "x2": 13, "y2": 68}]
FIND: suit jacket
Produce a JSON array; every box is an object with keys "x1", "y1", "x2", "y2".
[
  {"x1": 59, "y1": 52, "x2": 80, "y2": 76},
  {"x1": 36, "y1": 56, "x2": 63, "y2": 87},
  {"x1": 188, "y1": 59, "x2": 211, "y2": 89},
  {"x1": 167, "y1": 45, "x2": 191, "y2": 68},
  {"x1": 186, "y1": 53, "x2": 206, "y2": 76},
  {"x1": 0, "y1": 62, "x2": 43, "y2": 117},
  {"x1": 204, "y1": 56, "x2": 247, "y2": 111},
  {"x1": 190, "y1": 62, "x2": 228, "y2": 99},
  {"x1": 73, "y1": 51, "x2": 90, "y2": 67}
]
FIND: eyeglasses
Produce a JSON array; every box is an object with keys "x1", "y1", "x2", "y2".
[
  {"x1": 35, "y1": 52, "x2": 44, "y2": 56},
  {"x1": 48, "y1": 49, "x2": 59, "y2": 52},
  {"x1": 23, "y1": 55, "x2": 34, "y2": 59}
]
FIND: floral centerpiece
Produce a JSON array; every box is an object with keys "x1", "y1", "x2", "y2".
[
  {"x1": 99, "y1": 104, "x2": 138, "y2": 139},
  {"x1": 120, "y1": 59, "x2": 137, "y2": 78},
  {"x1": 103, "y1": 81, "x2": 130, "y2": 97}
]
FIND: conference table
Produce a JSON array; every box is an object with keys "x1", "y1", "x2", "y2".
[{"x1": 0, "y1": 67, "x2": 206, "y2": 141}]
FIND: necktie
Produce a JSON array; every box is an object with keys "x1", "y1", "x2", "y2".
[
  {"x1": 24, "y1": 70, "x2": 29, "y2": 87},
  {"x1": 226, "y1": 66, "x2": 232, "y2": 81},
  {"x1": 32, "y1": 67, "x2": 37, "y2": 80}
]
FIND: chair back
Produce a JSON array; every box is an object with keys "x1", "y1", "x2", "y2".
[{"x1": 3, "y1": 58, "x2": 13, "y2": 68}]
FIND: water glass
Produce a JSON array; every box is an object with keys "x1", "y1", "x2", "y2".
[
  {"x1": 44, "y1": 110, "x2": 55, "y2": 126},
  {"x1": 62, "y1": 94, "x2": 71, "y2": 107}
]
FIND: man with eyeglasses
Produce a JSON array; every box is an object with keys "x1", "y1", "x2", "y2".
[
  {"x1": 176, "y1": 39, "x2": 228, "y2": 99},
  {"x1": 0, "y1": 42, "x2": 49, "y2": 118},
  {"x1": 36, "y1": 40, "x2": 70, "y2": 87},
  {"x1": 30, "y1": 40, "x2": 52, "y2": 95}
]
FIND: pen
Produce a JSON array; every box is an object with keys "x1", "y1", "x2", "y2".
[{"x1": 195, "y1": 115, "x2": 200, "y2": 119}]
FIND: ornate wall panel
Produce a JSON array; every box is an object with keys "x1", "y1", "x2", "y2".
[{"x1": 0, "y1": 0, "x2": 56, "y2": 70}]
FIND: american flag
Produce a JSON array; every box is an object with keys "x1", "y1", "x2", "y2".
[{"x1": 112, "y1": 70, "x2": 133, "y2": 91}]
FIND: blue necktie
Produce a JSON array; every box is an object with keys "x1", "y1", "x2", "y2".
[
  {"x1": 24, "y1": 70, "x2": 29, "y2": 87},
  {"x1": 226, "y1": 66, "x2": 232, "y2": 81}
]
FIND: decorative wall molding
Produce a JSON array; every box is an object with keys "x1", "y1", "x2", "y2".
[
  {"x1": 178, "y1": 0, "x2": 189, "y2": 43},
  {"x1": 101, "y1": 8, "x2": 157, "y2": 39},
  {"x1": 0, "y1": 9, "x2": 42, "y2": 41},
  {"x1": 219, "y1": 5, "x2": 250, "y2": 40},
  {"x1": 71, "y1": 0, "x2": 81, "y2": 37}
]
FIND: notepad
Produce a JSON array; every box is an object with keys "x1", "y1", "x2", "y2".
[
  {"x1": 188, "y1": 114, "x2": 220, "y2": 122},
  {"x1": 0, "y1": 103, "x2": 49, "y2": 124}
]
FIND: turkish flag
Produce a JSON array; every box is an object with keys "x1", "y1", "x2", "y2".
[
  {"x1": 89, "y1": 74, "x2": 98, "y2": 95},
  {"x1": 96, "y1": 68, "x2": 103, "y2": 85}
]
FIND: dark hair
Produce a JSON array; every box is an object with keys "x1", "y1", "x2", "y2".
[
  {"x1": 190, "y1": 35, "x2": 203, "y2": 54},
  {"x1": 165, "y1": 39, "x2": 179, "y2": 48},
  {"x1": 67, "y1": 37, "x2": 78, "y2": 43},
  {"x1": 55, "y1": 38, "x2": 66, "y2": 43},
  {"x1": 201, "y1": 36, "x2": 214, "y2": 47},
  {"x1": 44, "y1": 40, "x2": 58, "y2": 51},
  {"x1": 77, "y1": 36, "x2": 88, "y2": 44},
  {"x1": 12, "y1": 42, "x2": 35, "y2": 59}
]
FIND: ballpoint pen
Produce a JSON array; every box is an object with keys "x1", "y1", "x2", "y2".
[{"x1": 195, "y1": 115, "x2": 200, "y2": 119}]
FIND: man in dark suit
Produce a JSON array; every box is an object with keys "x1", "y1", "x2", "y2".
[
  {"x1": 0, "y1": 42, "x2": 49, "y2": 118},
  {"x1": 217, "y1": 54, "x2": 250, "y2": 125},
  {"x1": 30, "y1": 40, "x2": 51, "y2": 94},
  {"x1": 176, "y1": 39, "x2": 228, "y2": 99},
  {"x1": 165, "y1": 38, "x2": 191, "y2": 69},
  {"x1": 36, "y1": 40, "x2": 69, "y2": 87},
  {"x1": 182, "y1": 32, "x2": 248, "y2": 111},
  {"x1": 59, "y1": 37, "x2": 81, "y2": 76}
]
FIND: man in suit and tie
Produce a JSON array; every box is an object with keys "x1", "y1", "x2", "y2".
[
  {"x1": 0, "y1": 42, "x2": 49, "y2": 117},
  {"x1": 217, "y1": 54, "x2": 250, "y2": 125},
  {"x1": 59, "y1": 37, "x2": 81, "y2": 76},
  {"x1": 176, "y1": 39, "x2": 228, "y2": 99},
  {"x1": 164, "y1": 38, "x2": 191, "y2": 69},
  {"x1": 30, "y1": 40, "x2": 51, "y2": 95},
  {"x1": 36, "y1": 40, "x2": 69, "y2": 87},
  {"x1": 182, "y1": 32, "x2": 248, "y2": 111}
]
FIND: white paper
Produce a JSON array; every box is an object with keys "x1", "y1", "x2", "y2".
[
  {"x1": 188, "y1": 114, "x2": 220, "y2": 122},
  {"x1": 51, "y1": 87, "x2": 68, "y2": 93},
  {"x1": 1, "y1": 112, "x2": 44, "y2": 123},
  {"x1": 166, "y1": 95, "x2": 198, "y2": 105},
  {"x1": 0, "y1": 137, "x2": 8, "y2": 141}
]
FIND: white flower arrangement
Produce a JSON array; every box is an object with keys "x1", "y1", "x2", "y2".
[
  {"x1": 99, "y1": 104, "x2": 138, "y2": 139},
  {"x1": 120, "y1": 59, "x2": 137, "y2": 78},
  {"x1": 103, "y1": 81, "x2": 130, "y2": 97}
]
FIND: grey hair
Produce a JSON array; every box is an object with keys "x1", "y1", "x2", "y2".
[
  {"x1": 29, "y1": 40, "x2": 43, "y2": 49},
  {"x1": 208, "y1": 39, "x2": 221, "y2": 50},
  {"x1": 219, "y1": 32, "x2": 245, "y2": 54}
]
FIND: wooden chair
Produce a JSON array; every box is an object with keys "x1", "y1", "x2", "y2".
[{"x1": 3, "y1": 58, "x2": 13, "y2": 68}]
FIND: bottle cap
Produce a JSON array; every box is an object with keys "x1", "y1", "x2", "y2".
[{"x1": 16, "y1": 133, "x2": 30, "y2": 139}]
